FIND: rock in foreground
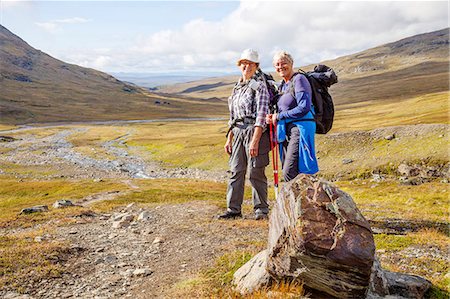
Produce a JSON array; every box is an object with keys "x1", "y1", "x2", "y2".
[
  {"x1": 234, "y1": 175, "x2": 432, "y2": 298},
  {"x1": 266, "y1": 174, "x2": 375, "y2": 298}
]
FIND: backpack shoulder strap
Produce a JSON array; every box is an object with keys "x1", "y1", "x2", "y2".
[{"x1": 288, "y1": 72, "x2": 301, "y2": 99}]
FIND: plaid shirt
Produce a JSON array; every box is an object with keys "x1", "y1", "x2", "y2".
[{"x1": 228, "y1": 74, "x2": 269, "y2": 128}]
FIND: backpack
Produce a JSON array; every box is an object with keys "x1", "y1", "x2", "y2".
[
  {"x1": 255, "y1": 69, "x2": 279, "y2": 113},
  {"x1": 286, "y1": 65, "x2": 338, "y2": 134}
]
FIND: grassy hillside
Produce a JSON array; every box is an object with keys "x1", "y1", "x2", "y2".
[
  {"x1": 157, "y1": 28, "x2": 449, "y2": 115},
  {"x1": 0, "y1": 25, "x2": 229, "y2": 124}
]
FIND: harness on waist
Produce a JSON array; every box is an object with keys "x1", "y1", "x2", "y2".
[{"x1": 226, "y1": 117, "x2": 256, "y2": 138}]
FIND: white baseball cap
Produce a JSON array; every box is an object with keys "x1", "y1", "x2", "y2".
[{"x1": 237, "y1": 49, "x2": 259, "y2": 65}]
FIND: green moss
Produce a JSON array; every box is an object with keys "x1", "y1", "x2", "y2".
[
  {"x1": 0, "y1": 178, "x2": 128, "y2": 227},
  {"x1": 336, "y1": 180, "x2": 449, "y2": 222},
  {"x1": 374, "y1": 234, "x2": 415, "y2": 250},
  {"x1": 426, "y1": 286, "x2": 450, "y2": 299},
  {"x1": 203, "y1": 251, "x2": 254, "y2": 286},
  {"x1": 90, "y1": 179, "x2": 226, "y2": 212},
  {"x1": 0, "y1": 234, "x2": 68, "y2": 291}
]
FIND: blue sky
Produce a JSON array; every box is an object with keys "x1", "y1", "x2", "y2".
[{"x1": 1, "y1": 1, "x2": 448, "y2": 74}]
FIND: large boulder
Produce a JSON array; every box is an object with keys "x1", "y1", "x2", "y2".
[
  {"x1": 266, "y1": 174, "x2": 375, "y2": 298},
  {"x1": 233, "y1": 175, "x2": 432, "y2": 298}
]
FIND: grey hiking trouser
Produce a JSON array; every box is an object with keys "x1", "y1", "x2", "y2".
[
  {"x1": 226, "y1": 125, "x2": 270, "y2": 214},
  {"x1": 281, "y1": 123, "x2": 300, "y2": 182}
]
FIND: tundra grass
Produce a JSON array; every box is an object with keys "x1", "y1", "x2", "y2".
[
  {"x1": 333, "y1": 91, "x2": 449, "y2": 132},
  {"x1": 0, "y1": 124, "x2": 17, "y2": 131},
  {"x1": 67, "y1": 125, "x2": 131, "y2": 160},
  {"x1": 0, "y1": 178, "x2": 128, "y2": 228},
  {"x1": 335, "y1": 180, "x2": 449, "y2": 223},
  {"x1": 0, "y1": 162, "x2": 61, "y2": 178},
  {"x1": 171, "y1": 250, "x2": 305, "y2": 298},
  {"x1": 374, "y1": 230, "x2": 450, "y2": 294},
  {"x1": 0, "y1": 230, "x2": 69, "y2": 292},
  {"x1": 89, "y1": 178, "x2": 227, "y2": 212},
  {"x1": 125, "y1": 121, "x2": 230, "y2": 170},
  {"x1": 316, "y1": 127, "x2": 448, "y2": 180}
]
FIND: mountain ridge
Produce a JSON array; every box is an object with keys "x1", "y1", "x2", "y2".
[
  {"x1": 158, "y1": 28, "x2": 449, "y2": 103},
  {"x1": 1, "y1": 26, "x2": 448, "y2": 124},
  {"x1": 0, "y1": 25, "x2": 226, "y2": 125}
]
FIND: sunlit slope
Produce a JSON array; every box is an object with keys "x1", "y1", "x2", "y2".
[
  {"x1": 0, "y1": 25, "x2": 228, "y2": 124},
  {"x1": 158, "y1": 28, "x2": 449, "y2": 120}
]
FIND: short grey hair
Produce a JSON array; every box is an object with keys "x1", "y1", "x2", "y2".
[{"x1": 273, "y1": 51, "x2": 294, "y2": 66}]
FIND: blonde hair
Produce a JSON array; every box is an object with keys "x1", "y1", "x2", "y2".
[{"x1": 273, "y1": 51, "x2": 294, "y2": 66}]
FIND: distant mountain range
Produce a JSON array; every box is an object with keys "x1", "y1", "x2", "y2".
[
  {"x1": 1, "y1": 25, "x2": 448, "y2": 125},
  {"x1": 0, "y1": 25, "x2": 225, "y2": 124},
  {"x1": 158, "y1": 28, "x2": 449, "y2": 107},
  {"x1": 112, "y1": 72, "x2": 238, "y2": 88}
]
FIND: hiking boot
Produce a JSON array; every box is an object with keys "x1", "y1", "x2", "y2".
[
  {"x1": 217, "y1": 211, "x2": 242, "y2": 219},
  {"x1": 255, "y1": 213, "x2": 268, "y2": 220}
]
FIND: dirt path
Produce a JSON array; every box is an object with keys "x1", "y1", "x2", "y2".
[
  {"x1": 1, "y1": 127, "x2": 265, "y2": 298},
  {"x1": 10, "y1": 201, "x2": 267, "y2": 299}
]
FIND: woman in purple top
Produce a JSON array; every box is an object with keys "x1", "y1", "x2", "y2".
[{"x1": 266, "y1": 51, "x2": 319, "y2": 181}]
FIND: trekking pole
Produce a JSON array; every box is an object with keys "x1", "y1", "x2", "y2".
[{"x1": 269, "y1": 122, "x2": 279, "y2": 200}]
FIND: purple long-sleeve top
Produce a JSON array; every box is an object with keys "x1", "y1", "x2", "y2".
[{"x1": 277, "y1": 73, "x2": 312, "y2": 120}]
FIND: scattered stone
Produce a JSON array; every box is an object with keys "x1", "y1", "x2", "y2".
[
  {"x1": 397, "y1": 163, "x2": 420, "y2": 177},
  {"x1": 371, "y1": 173, "x2": 384, "y2": 182},
  {"x1": 122, "y1": 203, "x2": 135, "y2": 211},
  {"x1": 385, "y1": 134, "x2": 395, "y2": 140},
  {"x1": 233, "y1": 250, "x2": 271, "y2": 295},
  {"x1": 104, "y1": 255, "x2": 117, "y2": 264},
  {"x1": 112, "y1": 214, "x2": 134, "y2": 228},
  {"x1": 34, "y1": 236, "x2": 44, "y2": 242},
  {"x1": 152, "y1": 237, "x2": 163, "y2": 245},
  {"x1": 342, "y1": 158, "x2": 353, "y2": 164},
  {"x1": 385, "y1": 270, "x2": 431, "y2": 298},
  {"x1": 137, "y1": 211, "x2": 151, "y2": 221},
  {"x1": 400, "y1": 177, "x2": 425, "y2": 186},
  {"x1": 368, "y1": 257, "x2": 390, "y2": 297},
  {"x1": 111, "y1": 212, "x2": 130, "y2": 222},
  {"x1": 3, "y1": 292, "x2": 33, "y2": 298},
  {"x1": 0, "y1": 136, "x2": 17, "y2": 142},
  {"x1": 53, "y1": 199, "x2": 75, "y2": 208},
  {"x1": 120, "y1": 269, "x2": 134, "y2": 277},
  {"x1": 20, "y1": 205, "x2": 49, "y2": 214},
  {"x1": 132, "y1": 268, "x2": 153, "y2": 277}
]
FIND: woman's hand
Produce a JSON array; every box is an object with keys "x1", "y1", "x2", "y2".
[
  {"x1": 224, "y1": 132, "x2": 233, "y2": 155},
  {"x1": 224, "y1": 139, "x2": 232, "y2": 155},
  {"x1": 266, "y1": 113, "x2": 277, "y2": 125},
  {"x1": 249, "y1": 126, "x2": 263, "y2": 157},
  {"x1": 249, "y1": 139, "x2": 259, "y2": 157}
]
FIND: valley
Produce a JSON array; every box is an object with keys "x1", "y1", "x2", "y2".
[{"x1": 0, "y1": 26, "x2": 449, "y2": 298}]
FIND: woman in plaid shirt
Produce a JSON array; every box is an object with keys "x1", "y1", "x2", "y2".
[{"x1": 218, "y1": 49, "x2": 271, "y2": 220}]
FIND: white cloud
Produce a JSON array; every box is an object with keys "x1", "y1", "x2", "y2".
[
  {"x1": 53, "y1": 17, "x2": 90, "y2": 24},
  {"x1": 35, "y1": 17, "x2": 90, "y2": 33},
  {"x1": 64, "y1": 1, "x2": 448, "y2": 73},
  {"x1": 122, "y1": 1, "x2": 448, "y2": 72},
  {"x1": 1, "y1": 0, "x2": 32, "y2": 10}
]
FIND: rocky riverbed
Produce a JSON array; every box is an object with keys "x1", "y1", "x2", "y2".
[{"x1": 0, "y1": 127, "x2": 227, "y2": 181}]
